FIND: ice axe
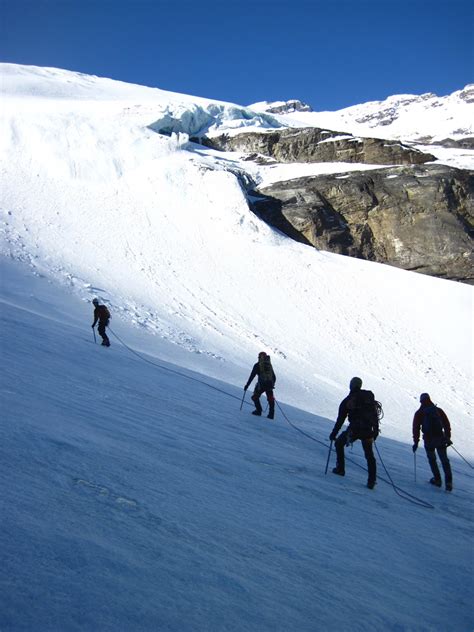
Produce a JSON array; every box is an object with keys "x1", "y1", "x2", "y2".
[
  {"x1": 325, "y1": 440, "x2": 333, "y2": 475},
  {"x1": 240, "y1": 389, "x2": 246, "y2": 411}
]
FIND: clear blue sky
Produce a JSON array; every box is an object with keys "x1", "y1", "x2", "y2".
[{"x1": 1, "y1": 0, "x2": 473, "y2": 109}]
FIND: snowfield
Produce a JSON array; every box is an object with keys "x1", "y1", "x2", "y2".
[{"x1": 0, "y1": 64, "x2": 473, "y2": 631}]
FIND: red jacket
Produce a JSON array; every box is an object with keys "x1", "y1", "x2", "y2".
[{"x1": 412, "y1": 400, "x2": 451, "y2": 443}]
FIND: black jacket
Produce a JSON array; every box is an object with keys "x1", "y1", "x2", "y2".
[
  {"x1": 245, "y1": 361, "x2": 276, "y2": 390},
  {"x1": 332, "y1": 388, "x2": 378, "y2": 439},
  {"x1": 92, "y1": 305, "x2": 110, "y2": 326}
]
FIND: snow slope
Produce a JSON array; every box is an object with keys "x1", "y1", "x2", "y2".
[
  {"x1": 1, "y1": 261, "x2": 473, "y2": 632},
  {"x1": 0, "y1": 61, "x2": 473, "y2": 632}
]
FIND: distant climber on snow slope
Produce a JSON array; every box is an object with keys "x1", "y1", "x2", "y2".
[
  {"x1": 244, "y1": 352, "x2": 276, "y2": 420},
  {"x1": 91, "y1": 298, "x2": 111, "y2": 347}
]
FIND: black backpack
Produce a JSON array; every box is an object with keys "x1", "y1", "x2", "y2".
[
  {"x1": 349, "y1": 390, "x2": 382, "y2": 438},
  {"x1": 421, "y1": 405, "x2": 444, "y2": 438},
  {"x1": 258, "y1": 355, "x2": 274, "y2": 386},
  {"x1": 97, "y1": 305, "x2": 110, "y2": 320}
]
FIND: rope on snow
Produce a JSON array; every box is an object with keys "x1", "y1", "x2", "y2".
[
  {"x1": 276, "y1": 401, "x2": 434, "y2": 510},
  {"x1": 108, "y1": 327, "x2": 434, "y2": 509}
]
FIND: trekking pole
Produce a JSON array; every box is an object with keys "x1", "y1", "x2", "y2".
[
  {"x1": 240, "y1": 390, "x2": 246, "y2": 411},
  {"x1": 325, "y1": 441, "x2": 333, "y2": 475},
  {"x1": 92, "y1": 326, "x2": 96, "y2": 344},
  {"x1": 414, "y1": 452, "x2": 417, "y2": 483},
  {"x1": 450, "y1": 445, "x2": 474, "y2": 469}
]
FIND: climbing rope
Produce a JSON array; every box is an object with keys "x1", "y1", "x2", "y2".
[
  {"x1": 276, "y1": 401, "x2": 434, "y2": 509},
  {"x1": 108, "y1": 327, "x2": 243, "y2": 403},
  {"x1": 108, "y1": 327, "x2": 434, "y2": 509},
  {"x1": 374, "y1": 443, "x2": 434, "y2": 509},
  {"x1": 450, "y1": 445, "x2": 473, "y2": 470}
]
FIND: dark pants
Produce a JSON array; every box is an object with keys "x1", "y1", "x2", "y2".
[
  {"x1": 252, "y1": 384, "x2": 275, "y2": 417},
  {"x1": 425, "y1": 443, "x2": 452, "y2": 484},
  {"x1": 335, "y1": 430, "x2": 376, "y2": 484},
  {"x1": 98, "y1": 320, "x2": 110, "y2": 345}
]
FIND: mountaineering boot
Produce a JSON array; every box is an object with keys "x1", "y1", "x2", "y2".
[
  {"x1": 445, "y1": 482, "x2": 453, "y2": 492},
  {"x1": 429, "y1": 477, "x2": 442, "y2": 488},
  {"x1": 367, "y1": 480, "x2": 376, "y2": 490},
  {"x1": 267, "y1": 412, "x2": 274, "y2": 420},
  {"x1": 267, "y1": 403, "x2": 275, "y2": 420},
  {"x1": 332, "y1": 466, "x2": 345, "y2": 477},
  {"x1": 251, "y1": 394, "x2": 262, "y2": 416}
]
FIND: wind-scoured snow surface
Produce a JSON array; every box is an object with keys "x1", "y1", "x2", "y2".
[{"x1": 0, "y1": 64, "x2": 473, "y2": 631}]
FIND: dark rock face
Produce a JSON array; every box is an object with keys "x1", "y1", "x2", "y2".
[
  {"x1": 251, "y1": 164, "x2": 474, "y2": 283},
  {"x1": 435, "y1": 137, "x2": 474, "y2": 150},
  {"x1": 204, "y1": 127, "x2": 435, "y2": 165},
  {"x1": 198, "y1": 122, "x2": 471, "y2": 283}
]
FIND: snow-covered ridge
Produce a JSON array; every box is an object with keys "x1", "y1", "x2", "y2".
[
  {"x1": 254, "y1": 86, "x2": 474, "y2": 143},
  {"x1": 1, "y1": 63, "x2": 284, "y2": 139},
  {"x1": 331, "y1": 84, "x2": 474, "y2": 140},
  {"x1": 3, "y1": 64, "x2": 473, "y2": 145},
  {"x1": 0, "y1": 63, "x2": 225, "y2": 105}
]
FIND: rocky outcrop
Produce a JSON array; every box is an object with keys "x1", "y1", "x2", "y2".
[
  {"x1": 203, "y1": 127, "x2": 435, "y2": 165},
  {"x1": 434, "y1": 137, "x2": 474, "y2": 150},
  {"x1": 195, "y1": 117, "x2": 470, "y2": 282},
  {"x1": 264, "y1": 100, "x2": 312, "y2": 114},
  {"x1": 459, "y1": 84, "x2": 474, "y2": 104},
  {"x1": 250, "y1": 164, "x2": 474, "y2": 283}
]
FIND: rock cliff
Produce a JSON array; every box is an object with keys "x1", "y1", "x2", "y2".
[
  {"x1": 250, "y1": 164, "x2": 473, "y2": 283},
  {"x1": 203, "y1": 127, "x2": 435, "y2": 165},
  {"x1": 193, "y1": 108, "x2": 472, "y2": 283}
]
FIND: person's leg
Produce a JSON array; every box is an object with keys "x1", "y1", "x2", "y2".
[
  {"x1": 251, "y1": 386, "x2": 263, "y2": 415},
  {"x1": 98, "y1": 322, "x2": 109, "y2": 345},
  {"x1": 333, "y1": 432, "x2": 347, "y2": 475},
  {"x1": 425, "y1": 445, "x2": 441, "y2": 485},
  {"x1": 436, "y1": 446, "x2": 453, "y2": 490},
  {"x1": 266, "y1": 388, "x2": 275, "y2": 419},
  {"x1": 362, "y1": 439, "x2": 377, "y2": 488}
]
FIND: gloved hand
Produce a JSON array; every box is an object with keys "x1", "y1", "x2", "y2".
[
  {"x1": 91, "y1": 324, "x2": 95, "y2": 328},
  {"x1": 446, "y1": 438, "x2": 453, "y2": 447},
  {"x1": 329, "y1": 431, "x2": 337, "y2": 442},
  {"x1": 243, "y1": 384, "x2": 248, "y2": 391},
  {"x1": 412, "y1": 442, "x2": 418, "y2": 453}
]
